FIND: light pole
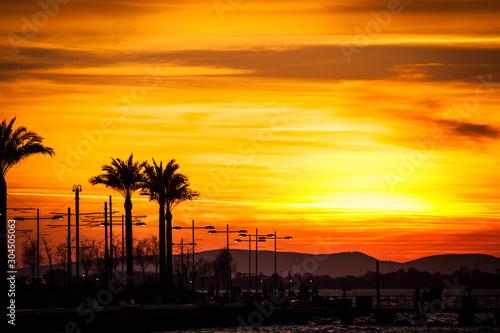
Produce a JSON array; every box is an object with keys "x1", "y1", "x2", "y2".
[
  {"x1": 208, "y1": 225, "x2": 247, "y2": 299},
  {"x1": 234, "y1": 234, "x2": 253, "y2": 292},
  {"x1": 255, "y1": 229, "x2": 275, "y2": 293},
  {"x1": 172, "y1": 221, "x2": 214, "y2": 292},
  {"x1": 46, "y1": 208, "x2": 83, "y2": 288},
  {"x1": 172, "y1": 239, "x2": 186, "y2": 287},
  {"x1": 67, "y1": 207, "x2": 71, "y2": 288},
  {"x1": 77, "y1": 209, "x2": 145, "y2": 286},
  {"x1": 109, "y1": 196, "x2": 113, "y2": 278},
  {"x1": 14, "y1": 212, "x2": 63, "y2": 277},
  {"x1": 72, "y1": 185, "x2": 82, "y2": 286},
  {"x1": 262, "y1": 232, "x2": 292, "y2": 289},
  {"x1": 49, "y1": 202, "x2": 117, "y2": 288},
  {"x1": 236, "y1": 229, "x2": 269, "y2": 293},
  {"x1": 98, "y1": 219, "x2": 146, "y2": 285},
  {"x1": 104, "y1": 202, "x2": 108, "y2": 286}
]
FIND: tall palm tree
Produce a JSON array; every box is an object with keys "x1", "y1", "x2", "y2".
[
  {"x1": 141, "y1": 159, "x2": 199, "y2": 288},
  {"x1": 141, "y1": 159, "x2": 168, "y2": 288},
  {"x1": 1, "y1": 117, "x2": 54, "y2": 306},
  {"x1": 88, "y1": 154, "x2": 146, "y2": 290}
]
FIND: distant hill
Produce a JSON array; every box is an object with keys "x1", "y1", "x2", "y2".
[
  {"x1": 399, "y1": 254, "x2": 500, "y2": 275},
  {"x1": 17, "y1": 250, "x2": 500, "y2": 278},
  {"x1": 194, "y1": 250, "x2": 500, "y2": 277}
]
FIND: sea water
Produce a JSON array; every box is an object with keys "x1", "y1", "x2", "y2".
[
  {"x1": 162, "y1": 289, "x2": 500, "y2": 332},
  {"x1": 163, "y1": 325, "x2": 500, "y2": 332}
]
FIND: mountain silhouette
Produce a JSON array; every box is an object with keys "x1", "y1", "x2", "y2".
[
  {"x1": 16, "y1": 250, "x2": 500, "y2": 278},
  {"x1": 196, "y1": 250, "x2": 500, "y2": 277}
]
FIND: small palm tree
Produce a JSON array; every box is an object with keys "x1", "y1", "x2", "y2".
[
  {"x1": 88, "y1": 154, "x2": 146, "y2": 289},
  {"x1": 141, "y1": 159, "x2": 199, "y2": 288},
  {"x1": 1, "y1": 117, "x2": 54, "y2": 303}
]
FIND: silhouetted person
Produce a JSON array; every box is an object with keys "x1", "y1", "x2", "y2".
[
  {"x1": 233, "y1": 285, "x2": 241, "y2": 296},
  {"x1": 429, "y1": 284, "x2": 443, "y2": 301},
  {"x1": 278, "y1": 284, "x2": 285, "y2": 296},
  {"x1": 269, "y1": 286, "x2": 274, "y2": 296},
  {"x1": 421, "y1": 290, "x2": 428, "y2": 307},
  {"x1": 262, "y1": 285, "x2": 269, "y2": 298},
  {"x1": 415, "y1": 286, "x2": 421, "y2": 309},
  {"x1": 437, "y1": 285, "x2": 444, "y2": 300},
  {"x1": 312, "y1": 285, "x2": 319, "y2": 297},
  {"x1": 209, "y1": 284, "x2": 215, "y2": 298},
  {"x1": 298, "y1": 285, "x2": 309, "y2": 300}
]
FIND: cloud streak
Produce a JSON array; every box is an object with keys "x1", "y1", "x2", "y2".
[{"x1": 1, "y1": 44, "x2": 500, "y2": 84}]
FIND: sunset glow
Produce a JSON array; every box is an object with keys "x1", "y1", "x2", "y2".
[{"x1": 2, "y1": 0, "x2": 500, "y2": 262}]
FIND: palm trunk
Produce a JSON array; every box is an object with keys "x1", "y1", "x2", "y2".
[
  {"x1": 1, "y1": 176, "x2": 7, "y2": 309},
  {"x1": 125, "y1": 196, "x2": 134, "y2": 294},
  {"x1": 158, "y1": 196, "x2": 166, "y2": 290},
  {"x1": 166, "y1": 208, "x2": 173, "y2": 288}
]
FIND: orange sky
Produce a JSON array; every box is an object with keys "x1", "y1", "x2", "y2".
[{"x1": 2, "y1": 0, "x2": 500, "y2": 262}]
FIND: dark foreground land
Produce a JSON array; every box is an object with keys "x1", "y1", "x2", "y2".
[
  {"x1": 6, "y1": 288, "x2": 500, "y2": 333},
  {"x1": 10, "y1": 304, "x2": 500, "y2": 333}
]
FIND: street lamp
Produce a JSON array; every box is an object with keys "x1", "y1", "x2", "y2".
[
  {"x1": 264, "y1": 232, "x2": 293, "y2": 289},
  {"x1": 233, "y1": 235, "x2": 253, "y2": 292},
  {"x1": 172, "y1": 239, "x2": 190, "y2": 288},
  {"x1": 172, "y1": 221, "x2": 214, "y2": 291},
  {"x1": 72, "y1": 185, "x2": 82, "y2": 286},
  {"x1": 99, "y1": 219, "x2": 146, "y2": 285},
  {"x1": 207, "y1": 225, "x2": 247, "y2": 300},
  {"x1": 14, "y1": 211, "x2": 63, "y2": 278},
  {"x1": 254, "y1": 232, "x2": 293, "y2": 289},
  {"x1": 234, "y1": 229, "x2": 268, "y2": 293},
  {"x1": 234, "y1": 229, "x2": 292, "y2": 293}
]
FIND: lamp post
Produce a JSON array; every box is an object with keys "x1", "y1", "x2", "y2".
[
  {"x1": 46, "y1": 209, "x2": 80, "y2": 288},
  {"x1": 208, "y1": 225, "x2": 247, "y2": 299},
  {"x1": 235, "y1": 229, "x2": 268, "y2": 293},
  {"x1": 109, "y1": 196, "x2": 113, "y2": 277},
  {"x1": 48, "y1": 203, "x2": 126, "y2": 288},
  {"x1": 236, "y1": 229, "x2": 288, "y2": 293},
  {"x1": 172, "y1": 239, "x2": 186, "y2": 287},
  {"x1": 14, "y1": 211, "x2": 63, "y2": 278},
  {"x1": 72, "y1": 185, "x2": 82, "y2": 286},
  {"x1": 172, "y1": 221, "x2": 214, "y2": 291},
  {"x1": 67, "y1": 207, "x2": 71, "y2": 288},
  {"x1": 98, "y1": 219, "x2": 146, "y2": 285},
  {"x1": 262, "y1": 232, "x2": 293, "y2": 289},
  {"x1": 234, "y1": 234, "x2": 253, "y2": 292},
  {"x1": 104, "y1": 202, "x2": 108, "y2": 286}
]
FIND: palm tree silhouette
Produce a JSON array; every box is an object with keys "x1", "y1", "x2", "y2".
[
  {"x1": 88, "y1": 154, "x2": 146, "y2": 290},
  {"x1": 141, "y1": 159, "x2": 168, "y2": 289},
  {"x1": 1, "y1": 117, "x2": 54, "y2": 306},
  {"x1": 141, "y1": 159, "x2": 199, "y2": 289}
]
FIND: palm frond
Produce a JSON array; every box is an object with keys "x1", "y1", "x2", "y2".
[
  {"x1": 0, "y1": 117, "x2": 55, "y2": 176},
  {"x1": 88, "y1": 154, "x2": 146, "y2": 199},
  {"x1": 141, "y1": 158, "x2": 199, "y2": 210}
]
